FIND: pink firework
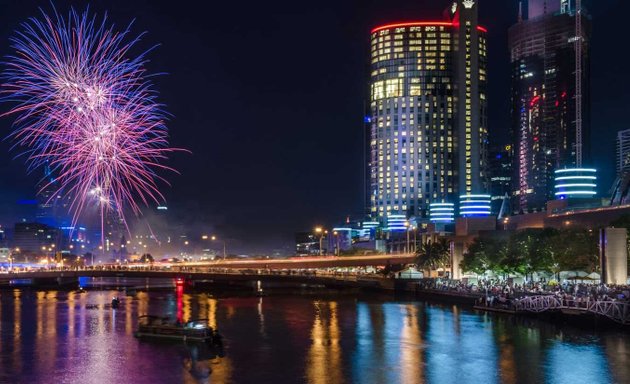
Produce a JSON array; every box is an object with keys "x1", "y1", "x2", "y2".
[{"x1": 1, "y1": 7, "x2": 180, "y2": 234}]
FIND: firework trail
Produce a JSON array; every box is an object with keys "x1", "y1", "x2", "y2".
[{"x1": 1, "y1": 7, "x2": 180, "y2": 239}]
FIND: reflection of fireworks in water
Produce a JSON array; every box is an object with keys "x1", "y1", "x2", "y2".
[{"x1": 1, "y1": 7, "x2": 182, "y2": 236}]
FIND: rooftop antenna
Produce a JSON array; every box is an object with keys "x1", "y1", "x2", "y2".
[{"x1": 575, "y1": 0, "x2": 583, "y2": 166}]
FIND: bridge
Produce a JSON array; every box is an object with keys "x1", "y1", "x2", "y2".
[
  {"x1": 181, "y1": 254, "x2": 415, "y2": 269},
  {"x1": 514, "y1": 295, "x2": 630, "y2": 325},
  {"x1": 0, "y1": 254, "x2": 416, "y2": 289}
]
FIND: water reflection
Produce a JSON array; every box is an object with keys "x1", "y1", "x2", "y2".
[
  {"x1": 1, "y1": 289, "x2": 630, "y2": 383},
  {"x1": 306, "y1": 301, "x2": 343, "y2": 384}
]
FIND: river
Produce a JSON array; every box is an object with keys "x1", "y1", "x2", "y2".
[{"x1": 1, "y1": 285, "x2": 629, "y2": 384}]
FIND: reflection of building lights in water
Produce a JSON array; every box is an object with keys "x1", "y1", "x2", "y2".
[
  {"x1": 206, "y1": 298, "x2": 217, "y2": 329},
  {"x1": 307, "y1": 301, "x2": 343, "y2": 384},
  {"x1": 400, "y1": 305, "x2": 422, "y2": 384},
  {"x1": 258, "y1": 297, "x2": 266, "y2": 337},
  {"x1": 13, "y1": 290, "x2": 23, "y2": 373},
  {"x1": 196, "y1": 296, "x2": 232, "y2": 382},
  {"x1": 176, "y1": 285, "x2": 184, "y2": 323}
]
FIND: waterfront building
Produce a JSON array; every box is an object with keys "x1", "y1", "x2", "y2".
[
  {"x1": 295, "y1": 232, "x2": 319, "y2": 256},
  {"x1": 12, "y1": 222, "x2": 60, "y2": 255},
  {"x1": 368, "y1": 0, "x2": 489, "y2": 224},
  {"x1": 509, "y1": 0, "x2": 591, "y2": 212}
]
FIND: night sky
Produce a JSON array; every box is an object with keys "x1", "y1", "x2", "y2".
[{"x1": 0, "y1": 0, "x2": 627, "y2": 253}]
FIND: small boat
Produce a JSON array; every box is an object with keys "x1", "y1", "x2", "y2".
[
  {"x1": 111, "y1": 297, "x2": 121, "y2": 309},
  {"x1": 135, "y1": 316, "x2": 222, "y2": 344}
]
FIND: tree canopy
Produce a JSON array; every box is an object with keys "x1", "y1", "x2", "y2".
[
  {"x1": 415, "y1": 239, "x2": 450, "y2": 272},
  {"x1": 461, "y1": 228, "x2": 599, "y2": 276}
]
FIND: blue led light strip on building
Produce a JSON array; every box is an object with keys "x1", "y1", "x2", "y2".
[
  {"x1": 386, "y1": 214, "x2": 407, "y2": 231},
  {"x1": 430, "y1": 203, "x2": 455, "y2": 223},
  {"x1": 459, "y1": 194, "x2": 491, "y2": 217},
  {"x1": 554, "y1": 168, "x2": 597, "y2": 198}
]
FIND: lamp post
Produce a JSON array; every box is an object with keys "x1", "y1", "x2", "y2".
[
  {"x1": 315, "y1": 227, "x2": 324, "y2": 256},
  {"x1": 333, "y1": 231, "x2": 340, "y2": 256},
  {"x1": 211, "y1": 236, "x2": 227, "y2": 260},
  {"x1": 405, "y1": 221, "x2": 411, "y2": 254}
]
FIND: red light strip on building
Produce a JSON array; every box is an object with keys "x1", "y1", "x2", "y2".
[{"x1": 371, "y1": 22, "x2": 488, "y2": 34}]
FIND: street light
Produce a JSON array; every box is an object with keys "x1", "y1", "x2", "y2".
[
  {"x1": 314, "y1": 227, "x2": 326, "y2": 256},
  {"x1": 211, "y1": 236, "x2": 227, "y2": 260},
  {"x1": 333, "y1": 231, "x2": 339, "y2": 256},
  {"x1": 405, "y1": 221, "x2": 410, "y2": 254},
  {"x1": 9, "y1": 248, "x2": 20, "y2": 271}
]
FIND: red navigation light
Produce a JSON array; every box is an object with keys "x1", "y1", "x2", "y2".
[{"x1": 370, "y1": 21, "x2": 488, "y2": 34}]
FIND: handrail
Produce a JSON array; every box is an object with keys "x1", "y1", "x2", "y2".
[{"x1": 511, "y1": 295, "x2": 630, "y2": 324}]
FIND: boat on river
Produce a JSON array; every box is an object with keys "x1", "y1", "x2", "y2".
[{"x1": 134, "y1": 316, "x2": 222, "y2": 344}]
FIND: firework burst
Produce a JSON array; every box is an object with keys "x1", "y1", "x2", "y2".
[{"x1": 1, "y1": 7, "x2": 179, "y2": 235}]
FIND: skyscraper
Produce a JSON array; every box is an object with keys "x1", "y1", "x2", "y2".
[
  {"x1": 368, "y1": 0, "x2": 488, "y2": 224},
  {"x1": 509, "y1": 0, "x2": 591, "y2": 212},
  {"x1": 35, "y1": 161, "x2": 58, "y2": 227},
  {"x1": 489, "y1": 144, "x2": 513, "y2": 214}
]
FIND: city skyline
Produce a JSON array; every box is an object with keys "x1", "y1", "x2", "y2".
[{"x1": 0, "y1": 0, "x2": 627, "y2": 253}]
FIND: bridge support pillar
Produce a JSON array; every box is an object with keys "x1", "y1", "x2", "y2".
[
  {"x1": 451, "y1": 241, "x2": 464, "y2": 280},
  {"x1": 600, "y1": 227, "x2": 628, "y2": 285}
]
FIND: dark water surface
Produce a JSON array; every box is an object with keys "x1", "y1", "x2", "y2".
[{"x1": 1, "y1": 287, "x2": 629, "y2": 384}]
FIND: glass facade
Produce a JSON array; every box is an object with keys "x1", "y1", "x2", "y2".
[
  {"x1": 509, "y1": 6, "x2": 591, "y2": 212},
  {"x1": 368, "y1": 1, "x2": 488, "y2": 223}
]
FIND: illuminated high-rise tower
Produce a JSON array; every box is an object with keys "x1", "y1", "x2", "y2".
[
  {"x1": 35, "y1": 161, "x2": 58, "y2": 226},
  {"x1": 509, "y1": 0, "x2": 591, "y2": 212},
  {"x1": 368, "y1": 0, "x2": 489, "y2": 224}
]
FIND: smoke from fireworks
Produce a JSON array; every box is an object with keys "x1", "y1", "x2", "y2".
[{"x1": 1, "y1": 7, "x2": 179, "y2": 234}]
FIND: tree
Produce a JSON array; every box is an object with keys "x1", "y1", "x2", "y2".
[
  {"x1": 503, "y1": 228, "x2": 556, "y2": 279},
  {"x1": 461, "y1": 238, "x2": 493, "y2": 276},
  {"x1": 551, "y1": 229, "x2": 598, "y2": 273},
  {"x1": 461, "y1": 236, "x2": 510, "y2": 277},
  {"x1": 415, "y1": 239, "x2": 451, "y2": 276},
  {"x1": 140, "y1": 253, "x2": 154, "y2": 263}
]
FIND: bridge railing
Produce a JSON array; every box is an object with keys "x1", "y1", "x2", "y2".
[{"x1": 513, "y1": 295, "x2": 630, "y2": 324}]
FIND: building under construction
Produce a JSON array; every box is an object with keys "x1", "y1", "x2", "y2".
[{"x1": 508, "y1": 0, "x2": 591, "y2": 213}]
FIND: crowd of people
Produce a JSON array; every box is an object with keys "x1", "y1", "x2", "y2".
[{"x1": 416, "y1": 278, "x2": 630, "y2": 310}]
